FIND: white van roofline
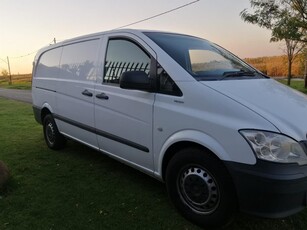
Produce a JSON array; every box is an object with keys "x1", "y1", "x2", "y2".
[
  {"x1": 37, "y1": 29, "x2": 160, "y2": 51},
  {"x1": 35, "y1": 29, "x2": 202, "y2": 58}
]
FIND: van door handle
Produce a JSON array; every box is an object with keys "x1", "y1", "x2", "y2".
[
  {"x1": 82, "y1": 89, "x2": 93, "y2": 97},
  {"x1": 96, "y1": 93, "x2": 109, "y2": 100}
]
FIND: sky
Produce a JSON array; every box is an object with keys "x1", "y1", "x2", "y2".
[{"x1": 0, "y1": 0, "x2": 285, "y2": 74}]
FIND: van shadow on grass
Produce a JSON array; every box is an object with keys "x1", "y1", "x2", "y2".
[
  {"x1": 62, "y1": 139, "x2": 163, "y2": 190},
  {"x1": 39, "y1": 140, "x2": 198, "y2": 229}
]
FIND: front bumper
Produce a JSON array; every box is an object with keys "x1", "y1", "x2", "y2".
[{"x1": 225, "y1": 160, "x2": 307, "y2": 218}]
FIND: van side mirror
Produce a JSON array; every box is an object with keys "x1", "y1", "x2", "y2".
[{"x1": 120, "y1": 71, "x2": 152, "y2": 91}]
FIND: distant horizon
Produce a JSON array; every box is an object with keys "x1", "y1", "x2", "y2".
[{"x1": 6, "y1": 53, "x2": 290, "y2": 76}]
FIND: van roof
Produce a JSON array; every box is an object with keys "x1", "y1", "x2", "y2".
[{"x1": 35, "y1": 29, "x2": 188, "y2": 54}]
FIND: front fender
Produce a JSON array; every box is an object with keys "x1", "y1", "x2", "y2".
[{"x1": 155, "y1": 130, "x2": 231, "y2": 179}]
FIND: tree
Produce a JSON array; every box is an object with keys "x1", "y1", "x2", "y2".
[
  {"x1": 241, "y1": 0, "x2": 306, "y2": 85},
  {"x1": 284, "y1": 0, "x2": 307, "y2": 41},
  {"x1": 1, "y1": 69, "x2": 8, "y2": 78},
  {"x1": 270, "y1": 11, "x2": 306, "y2": 85}
]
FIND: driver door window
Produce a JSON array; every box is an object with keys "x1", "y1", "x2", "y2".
[{"x1": 104, "y1": 39, "x2": 151, "y2": 85}]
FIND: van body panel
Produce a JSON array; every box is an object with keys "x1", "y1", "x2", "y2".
[
  {"x1": 153, "y1": 80, "x2": 278, "y2": 174},
  {"x1": 94, "y1": 84, "x2": 155, "y2": 171},
  {"x1": 41, "y1": 102, "x2": 54, "y2": 114},
  {"x1": 32, "y1": 46, "x2": 61, "y2": 121},
  {"x1": 203, "y1": 79, "x2": 307, "y2": 140},
  {"x1": 156, "y1": 129, "x2": 232, "y2": 178},
  {"x1": 54, "y1": 38, "x2": 101, "y2": 148},
  {"x1": 55, "y1": 81, "x2": 97, "y2": 147},
  {"x1": 56, "y1": 120, "x2": 100, "y2": 151},
  {"x1": 32, "y1": 81, "x2": 57, "y2": 124}
]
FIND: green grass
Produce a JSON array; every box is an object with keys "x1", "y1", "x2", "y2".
[
  {"x1": 0, "y1": 98, "x2": 199, "y2": 230},
  {"x1": 277, "y1": 79, "x2": 307, "y2": 94},
  {"x1": 1, "y1": 96, "x2": 307, "y2": 229},
  {"x1": 0, "y1": 82, "x2": 31, "y2": 90}
]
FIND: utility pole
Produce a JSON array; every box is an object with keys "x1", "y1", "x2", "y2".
[{"x1": 7, "y1": 56, "x2": 12, "y2": 85}]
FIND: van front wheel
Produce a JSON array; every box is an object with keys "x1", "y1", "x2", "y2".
[
  {"x1": 166, "y1": 148, "x2": 237, "y2": 228},
  {"x1": 43, "y1": 114, "x2": 66, "y2": 150}
]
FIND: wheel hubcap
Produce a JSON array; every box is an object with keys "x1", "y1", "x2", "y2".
[
  {"x1": 46, "y1": 122, "x2": 55, "y2": 144},
  {"x1": 178, "y1": 166, "x2": 219, "y2": 214}
]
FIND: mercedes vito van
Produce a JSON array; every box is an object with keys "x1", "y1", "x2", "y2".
[{"x1": 32, "y1": 29, "x2": 307, "y2": 228}]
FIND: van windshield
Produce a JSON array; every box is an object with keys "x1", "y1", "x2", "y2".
[{"x1": 144, "y1": 32, "x2": 266, "y2": 81}]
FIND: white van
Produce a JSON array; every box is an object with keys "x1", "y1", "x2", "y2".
[{"x1": 32, "y1": 29, "x2": 307, "y2": 228}]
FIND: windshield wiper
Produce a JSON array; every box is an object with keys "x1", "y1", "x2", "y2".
[{"x1": 220, "y1": 70, "x2": 256, "y2": 80}]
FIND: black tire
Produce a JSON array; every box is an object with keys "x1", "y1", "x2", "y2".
[
  {"x1": 166, "y1": 148, "x2": 237, "y2": 229},
  {"x1": 43, "y1": 114, "x2": 66, "y2": 150}
]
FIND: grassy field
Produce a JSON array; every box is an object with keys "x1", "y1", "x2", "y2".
[
  {"x1": 0, "y1": 82, "x2": 31, "y2": 90},
  {"x1": 278, "y1": 79, "x2": 307, "y2": 94},
  {"x1": 1, "y1": 99, "x2": 307, "y2": 229},
  {"x1": 0, "y1": 74, "x2": 32, "y2": 90}
]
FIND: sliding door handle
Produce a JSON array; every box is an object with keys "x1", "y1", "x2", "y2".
[
  {"x1": 96, "y1": 93, "x2": 109, "y2": 100},
  {"x1": 82, "y1": 89, "x2": 93, "y2": 97}
]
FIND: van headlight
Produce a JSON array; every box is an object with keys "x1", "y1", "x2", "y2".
[{"x1": 240, "y1": 130, "x2": 307, "y2": 165}]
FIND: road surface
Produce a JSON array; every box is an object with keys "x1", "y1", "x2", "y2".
[{"x1": 0, "y1": 88, "x2": 32, "y2": 104}]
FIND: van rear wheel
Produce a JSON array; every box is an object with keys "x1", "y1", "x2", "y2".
[
  {"x1": 43, "y1": 114, "x2": 66, "y2": 150},
  {"x1": 166, "y1": 148, "x2": 237, "y2": 229}
]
